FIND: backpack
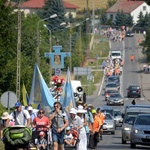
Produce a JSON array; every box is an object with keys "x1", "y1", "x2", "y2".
[{"x1": 13, "y1": 110, "x2": 27, "y2": 120}]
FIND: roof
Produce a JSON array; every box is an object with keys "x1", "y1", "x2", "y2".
[
  {"x1": 20, "y1": 0, "x2": 79, "y2": 9},
  {"x1": 106, "y1": 0, "x2": 144, "y2": 14}
]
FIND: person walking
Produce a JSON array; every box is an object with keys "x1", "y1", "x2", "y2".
[
  {"x1": 130, "y1": 54, "x2": 134, "y2": 62},
  {"x1": 49, "y1": 102, "x2": 69, "y2": 150},
  {"x1": 10, "y1": 101, "x2": 31, "y2": 127},
  {"x1": 131, "y1": 98, "x2": 136, "y2": 105}
]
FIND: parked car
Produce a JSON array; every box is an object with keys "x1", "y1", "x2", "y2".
[
  {"x1": 107, "y1": 93, "x2": 124, "y2": 106},
  {"x1": 126, "y1": 30, "x2": 134, "y2": 37},
  {"x1": 127, "y1": 85, "x2": 141, "y2": 98},
  {"x1": 104, "y1": 82, "x2": 119, "y2": 93},
  {"x1": 103, "y1": 113, "x2": 115, "y2": 134},
  {"x1": 105, "y1": 89, "x2": 119, "y2": 101},
  {"x1": 130, "y1": 114, "x2": 150, "y2": 148},
  {"x1": 105, "y1": 75, "x2": 120, "y2": 87},
  {"x1": 114, "y1": 109, "x2": 123, "y2": 127},
  {"x1": 121, "y1": 105, "x2": 150, "y2": 144}
]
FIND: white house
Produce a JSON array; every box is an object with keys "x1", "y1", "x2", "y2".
[
  {"x1": 14, "y1": 0, "x2": 79, "y2": 18},
  {"x1": 106, "y1": 0, "x2": 150, "y2": 24}
]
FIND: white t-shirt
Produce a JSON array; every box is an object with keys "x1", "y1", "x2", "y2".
[{"x1": 11, "y1": 110, "x2": 30, "y2": 126}]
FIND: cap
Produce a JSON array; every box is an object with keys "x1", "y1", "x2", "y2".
[
  {"x1": 77, "y1": 105, "x2": 86, "y2": 114},
  {"x1": 28, "y1": 106, "x2": 33, "y2": 111},
  {"x1": 1, "y1": 112, "x2": 10, "y2": 120},
  {"x1": 92, "y1": 109, "x2": 96, "y2": 114},
  {"x1": 15, "y1": 101, "x2": 21, "y2": 107},
  {"x1": 69, "y1": 108, "x2": 77, "y2": 115},
  {"x1": 39, "y1": 131, "x2": 45, "y2": 136}
]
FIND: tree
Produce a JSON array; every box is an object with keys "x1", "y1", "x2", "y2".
[
  {"x1": 106, "y1": 0, "x2": 117, "y2": 9},
  {"x1": 144, "y1": 0, "x2": 150, "y2": 5},
  {"x1": 125, "y1": 14, "x2": 133, "y2": 27},
  {"x1": 143, "y1": 12, "x2": 150, "y2": 30},
  {"x1": 39, "y1": 0, "x2": 67, "y2": 31},
  {"x1": 114, "y1": 10, "x2": 126, "y2": 27},
  {"x1": 101, "y1": 13, "x2": 107, "y2": 25},
  {"x1": 136, "y1": 11, "x2": 144, "y2": 27}
]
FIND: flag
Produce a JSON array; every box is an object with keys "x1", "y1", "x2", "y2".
[
  {"x1": 60, "y1": 68, "x2": 76, "y2": 113},
  {"x1": 22, "y1": 83, "x2": 29, "y2": 106},
  {"x1": 29, "y1": 65, "x2": 54, "y2": 110}
]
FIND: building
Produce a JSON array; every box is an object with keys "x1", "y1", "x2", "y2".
[
  {"x1": 106, "y1": 0, "x2": 150, "y2": 24},
  {"x1": 14, "y1": 0, "x2": 79, "y2": 18}
]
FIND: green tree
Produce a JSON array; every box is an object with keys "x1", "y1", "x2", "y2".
[
  {"x1": 136, "y1": 11, "x2": 144, "y2": 27},
  {"x1": 106, "y1": 0, "x2": 117, "y2": 9},
  {"x1": 143, "y1": 12, "x2": 150, "y2": 30},
  {"x1": 39, "y1": 0, "x2": 67, "y2": 31},
  {"x1": 144, "y1": 0, "x2": 150, "y2": 5},
  {"x1": 125, "y1": 14, "x2": 133, "y2": 27},
  {"x1": 101, "y1": 13, "x2": 107, "y2": 25},
  {"x1": 114, "y1": 10, "x2": 126, "y2": 26}
]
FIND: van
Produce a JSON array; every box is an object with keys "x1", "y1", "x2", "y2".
[
  {"x1": 110, "y1": 50, "x2": 122, "y2": 60},
  {"x1": 121, "y1": 105, "x2": 150, "y2": 144}
]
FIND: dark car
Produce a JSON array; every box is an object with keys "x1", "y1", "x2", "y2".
[
  {"x1": 127, "y1": 85, "x2": 141, "y2": 98},
  {"x1": 106, "y1": 75, "x2": 120, "y2": 87},
  {"x1": 126, "y1": 30, "x2": 134, "y2": 37},
  {"x1": 105, "y1": 89, "x2": 119, "y2": 101}
]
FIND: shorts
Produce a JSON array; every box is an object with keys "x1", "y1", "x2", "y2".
[{"x1": 52, "y1": 128, "x2": 65, "y2": 145}]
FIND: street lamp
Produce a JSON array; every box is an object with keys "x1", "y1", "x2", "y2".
[
  {"x1": 67, "y1": 18, "x2": 89, "y2": 72},
  {"x1": 43, "y1": 22, "x2": 66, "y2": 84},
  {"x1": 36, "y1": 14, "x2": 57, "y2": 66}
]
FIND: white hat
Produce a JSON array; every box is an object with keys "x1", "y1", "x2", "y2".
[
  {"x1": 1, "y1": 112, "x2": 10, "y2": 120},
  {"x1": 77, "y1": 105, "x2": 86, "y2": 113},
  {"x1": 66, "y1": 126, "x2": 71, "y2": 130},
  {"x1": 69, "y1": 108, "x2": 77, "y2": 115},
  {"x1": 27, "y1": 106, "x2": 33, "y2": 111}
]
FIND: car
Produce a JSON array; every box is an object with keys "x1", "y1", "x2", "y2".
[
  {"x1": 121, "y1": 105, "x2": 150, "y2": 144},
  {"x1": 114, "y1": 109, "x2": 123, "y2": 127},
  {"x1": 130, "y1": 114, "x2": 150, "y2": 148},
  {"x1": 103, "y1": 113, "x2": 115, "y2": 134},
  {"x1": 127, "y1": 85, "x2": 141, "y2": 98},
  {"x1": 105, "y1": 75, "x2": 120, "y2": 87},
  {"x1": 105, "y1": 89, "x2": 119, "y2": 101},
  {"x1": 100, "y1": 106, "x2": 115, "y2": 118},
  {"x1": 126, "y1": 30, "x2": 134, "y2": 37},
  {"x1": 104, "y1": 82, "x2": 119, "y2": 93},
  {"x1": 107, "y1": 93, "x2": 124, "y2": 106}
]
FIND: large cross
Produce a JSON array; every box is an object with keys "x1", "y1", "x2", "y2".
[{"x1": 44, "y1": 45, "x2": 71, "y2": 68}]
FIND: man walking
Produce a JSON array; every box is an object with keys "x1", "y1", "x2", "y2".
[{"x1": 49, "y1": 102, "x2": 69, "y2": 150}]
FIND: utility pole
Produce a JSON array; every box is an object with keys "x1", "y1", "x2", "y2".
[
  {"x1": 92, "y1": 1, "x2": 95, "y2": 34},
  {"x1": 16, "y1": 1, "x2": 21, "y2": 100},
  {"x1": 69, "y1": 23, "x2": 72, "y2": 72}
]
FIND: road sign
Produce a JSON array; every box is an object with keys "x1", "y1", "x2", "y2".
[
  {"x1": 1, "y1": 91, "x2": 17, "y2": 113},
  {"x1": 74, "y1": 67, "x2": 92, "y2": 76},
  {"x1": 55, "y1": 68, "x2": 61, "y2": 76}
]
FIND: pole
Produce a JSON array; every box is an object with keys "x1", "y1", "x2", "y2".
[
  {"x1": 36, "y1": 22, "x2": 40, "y2": 66},
  {"x1": 69, "y1": 26, "x2": 72, "y2": 72},
  {"x1": 16, "y1": 1, "x2": 21, "y2": 100},
  {"x1": 49, "y1": 30, "x2": 52, "y2": 85}
]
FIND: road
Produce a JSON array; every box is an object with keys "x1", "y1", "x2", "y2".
[{"x1": 86, "y1": 36, "x2": 150, "y2": 150}]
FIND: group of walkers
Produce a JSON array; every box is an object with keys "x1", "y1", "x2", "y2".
[
  {"x1": 0, "y1": 100, "x2": 106, "y2": 150},
  {"x1": 102, "y1": 58, "x2": 124, "y2": 77}
]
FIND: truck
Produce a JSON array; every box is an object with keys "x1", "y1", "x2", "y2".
[{"x1": 110, "y1": 50, "x2": 122, "y2": 60}]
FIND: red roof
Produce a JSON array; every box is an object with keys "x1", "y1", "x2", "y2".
[
  {"x1": 106, "y1": 0, "x2": 144, "y2": 14},
  {"x1": 20, "y1": 0, "x2": 79, "y2": 9}
]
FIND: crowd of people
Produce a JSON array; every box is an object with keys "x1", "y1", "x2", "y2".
[{"x1": 0, "y1": 100, "x2": 106, "y2": 150}]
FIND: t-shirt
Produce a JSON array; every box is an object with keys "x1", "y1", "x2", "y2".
[
  {"x1": 90, "y1": 116, "x2": 101, "y2": 132},
  {"x1": 85, "y1": 111, "x2": 94, "y2": 133},
  {"x1": 36, "y1": 137, "x2": 47, "y2": 145},
  {"x1": 50, "y1": 110, "x2": 68, "y2": 129},
  {"x1": 64, "y1": 133, "x2": 73, "y2": 142},
  {"x1": 33, "y1": 116, "x2": 49, "y2": 131},
  {"x1": 11, "y1": 110, "x2": 30, "y2": 126},
  {"x1": 69, "y1": 115, "x2": 83, "y2": 128}
]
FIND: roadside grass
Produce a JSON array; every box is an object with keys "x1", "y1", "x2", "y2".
[
  {"x1": 80, "y1": 34, "x2": 109, "y2": 95},
  {"x1": 0, "y1": 140, "x2": 4, "y2": 150}
]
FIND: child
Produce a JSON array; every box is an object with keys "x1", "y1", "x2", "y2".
[
  {"x1": 64, "y1": 126, "x2": 77, "y2": 146},
  {"x1": 35, "y1": 131, "x2": 47, "y2": 150}
]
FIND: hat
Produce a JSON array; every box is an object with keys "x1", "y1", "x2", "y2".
[
  {"x1": 77, "y1": 105, "x2": 86, "y2": 113},
  {"x1": 92, "y1": 109, "x2": 96, "y2": 114},
  {"x1": 28, "y1": 106, "x2": 33, "y2": 111},
  {"x1": 69, "y1": 108, "x2": 77, "y2": 115},
  {"x1": 39, "y1": 131, "x2": 45, "y2": 136},
  {"x1": 1, "y1": 112, "x2": 10, "y2": 120},
  {"x1": 15, "y1": 101, "x2": 21, "y2": 107},
  {"x1": 66, "y1": 126, "x2": 71, "y2": 130}
]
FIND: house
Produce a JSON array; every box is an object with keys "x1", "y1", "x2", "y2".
[
  {"x1": 14, "y1": 0, "x2": 79, "y2": 18},
  {"x1": 106, "y1": 0, "x2": 150, "y2": 24}
]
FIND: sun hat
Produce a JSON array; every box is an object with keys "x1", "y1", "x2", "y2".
[
  {"x1": 69, "y1": 108, "x2": 77, "y2": 115},
  {"x1": 14, "y1": 101, "x2": 21, "y2": 107},
  {"x1": 39, "y1": 131, "x2": 45, "y2": 136},
  {"x1": 77, "y1": 105, "x2": 87, "y2": 113},
  {"x1": 27, "y1": 106, "x2": 33, "y2": 111},
  {"x1": 1, "y1": 112, "x2": 10, "y2": 120},
  {"x1": 92, "y1": 109, "x2": 96, "y2": 114}
]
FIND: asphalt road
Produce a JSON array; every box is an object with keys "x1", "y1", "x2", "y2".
[{"x1": 86, "y1": 36, "x2": 150, "y2": 150}]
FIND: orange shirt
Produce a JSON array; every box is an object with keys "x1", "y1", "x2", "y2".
[
  {"x1": 90, "y1": 116, "x2": 101, "y2": 132},
  {"x1": 98, "y1": 113, "x2": 105, "y2": 124},
  {"x1": 130, "y1": 55, "x2": 134, "y2": 60}
]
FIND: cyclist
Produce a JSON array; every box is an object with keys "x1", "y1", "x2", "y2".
[{"x1": 130, "y1": 54, "x2": 134, "y2": 62}]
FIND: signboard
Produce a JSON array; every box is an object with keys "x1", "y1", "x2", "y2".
[
  {"x1": 55, "y1": 68, "x2": 61, "y2": 76},
  {"x1": 74, "y1": 67, "x2": 92, "y2": 76},
  {"x1": 44, "y1": 46, "x2": 71, "y2": 69}
]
